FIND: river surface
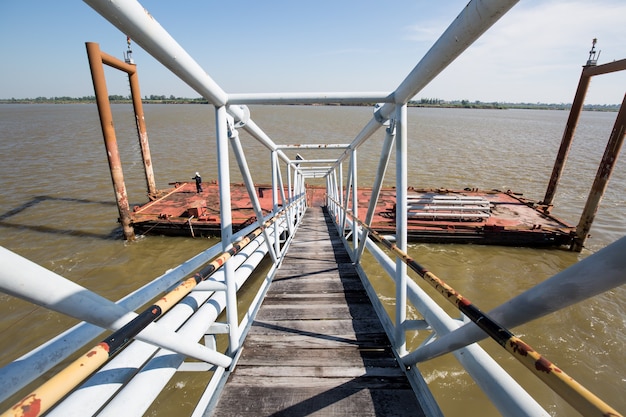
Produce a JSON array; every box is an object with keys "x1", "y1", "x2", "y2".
[{"x1": 0, "y1": 104, "x2": 624, "y2": 416}]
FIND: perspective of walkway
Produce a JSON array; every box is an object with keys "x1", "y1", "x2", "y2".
[{"x1": 210, "y1": 206, "x2": 426, "y2": 416}]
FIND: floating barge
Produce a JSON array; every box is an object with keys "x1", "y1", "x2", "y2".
[{"x1": 131, "y1": 182, "x2": 575, "y2": 247}]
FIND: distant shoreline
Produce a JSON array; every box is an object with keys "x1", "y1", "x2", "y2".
[{"x1": 0, "y1": 97, "x2": 620, "y2": 112}]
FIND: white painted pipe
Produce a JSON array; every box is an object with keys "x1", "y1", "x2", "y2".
[
  {"x1": 0, "y1": 246, "x2": 230, "y2": 367},
  {"x1": 335, "y1": 0, "x2": 520, "y2": 168},
  {"x1": 0, "y1": 219, "x2": 263, "y2": 403},
  {"x1": 227, "y1": 92, "x2": 392, "y2": 105},
  {"x1": 404, "y1": 236, "x2": 626, "y2": 364},
  {"x1": 364, "y1": 237, "x2": 549, "y2": 417},
  {"x1": 47, "y1": 227, "x2": 276, "y2": 417},
  {"x1": 96, "y1": 227, "x2": 281, "y2": 417},
  {"x1": 0, "y1": 239, "x2": 225, "y2": 403}
]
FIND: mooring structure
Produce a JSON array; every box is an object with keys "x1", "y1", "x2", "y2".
[{"x1": 542, "y1": 38, "x2": 626, "y2": 251}]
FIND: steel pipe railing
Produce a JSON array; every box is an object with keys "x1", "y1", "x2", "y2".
[
  {"x1": 358, "y1": 231, "x2": 549, "y2": 417},
  {"x1": 227, "y1": 92, "x2": 393, "y2": 105},
  {"x1": 329, "y1": 200, "x2": 623, "y2": 417},
  {"x1": 46, "y1": 220, "x2": 281, "y2": 416},
  {"x1": 0, "y1": 202, "x2": 298, "y2": 417}
]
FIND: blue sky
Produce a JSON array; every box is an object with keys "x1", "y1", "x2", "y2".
[{"x1": 1, "y1": 0, "x2": 625, "y2": 104}]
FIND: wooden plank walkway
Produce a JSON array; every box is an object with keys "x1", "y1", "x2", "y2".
[{"x1": 210, "y1": 206, "x2": 426, "y2": 416}]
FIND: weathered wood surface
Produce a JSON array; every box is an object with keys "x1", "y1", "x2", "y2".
[{"x1": 210, "y1": 207, "x2": 426, "y2": 416}]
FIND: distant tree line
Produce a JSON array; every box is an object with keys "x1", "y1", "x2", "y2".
[
  {"x1": 408, "y1": 98, "x2": 620, "y2": 112},
  {"x1": 0, "y1": 95, "x2": 208, "y2": 104},
  {"x1": 0, "y1": 96, "x2": 619, "y2": 111}
]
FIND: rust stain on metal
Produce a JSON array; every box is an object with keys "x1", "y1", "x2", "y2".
[
  {"x1": 534, "y1": 356, "x2": 561, "y2": 374},
  {"x1": 11, "y1": 394, "x2": 41, "y2": 417},
  {"x1": 509, "y1": 339, "x2": 533, "y2": 357},
  {"x1": 129, "y1": 184, "x2": 575, "y2": 247}
]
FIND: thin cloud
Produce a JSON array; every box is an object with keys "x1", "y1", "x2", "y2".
[{"x1": 413, "y1": 0, "x2": 626, "y2": 103}]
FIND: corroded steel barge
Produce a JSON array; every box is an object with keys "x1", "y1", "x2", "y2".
[
  {"x1": 131, "y1": 182, "x2": 575, "y2": 247},
  {"x1": 88, "y1": 23, "x2": 621, "y2": 251}
]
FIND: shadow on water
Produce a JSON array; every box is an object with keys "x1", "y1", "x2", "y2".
[{"x1": 0, "y1": 195, "x2": 122, "y2": 240}]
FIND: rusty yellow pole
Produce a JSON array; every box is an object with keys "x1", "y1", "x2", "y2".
[{"x1": 86, "y1": 42, "x2": 135, "y2": 241}]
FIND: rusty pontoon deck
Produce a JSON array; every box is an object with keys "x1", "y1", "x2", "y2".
[{"x1": 131, "y1": 182, "x2": 574, "y2": 247}]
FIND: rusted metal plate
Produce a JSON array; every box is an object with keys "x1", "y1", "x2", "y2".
[
  {"x1": 364, "y1": 187, "x2": 575, "y2": 247},
  {"x1": 131, "y1": 182, "x2": 575, "y2": 247}
]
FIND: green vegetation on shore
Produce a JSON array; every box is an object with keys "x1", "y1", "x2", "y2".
[
  {"x1": 0, "y1": 95, "x2": 620, "y2": 111},
  {"x1": 0, "y1": 95, "x2": 208, "y2": 105}
]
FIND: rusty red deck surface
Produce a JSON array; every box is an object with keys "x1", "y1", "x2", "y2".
[{"x1": 131, "y1": 181, "x2": 575, "y2": 247}]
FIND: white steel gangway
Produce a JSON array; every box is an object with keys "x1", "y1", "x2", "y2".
[{"x1": 0, "y1": 1, "x2": 625, "y2": 417}]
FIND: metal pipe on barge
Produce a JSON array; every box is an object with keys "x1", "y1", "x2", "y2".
[
  {"x1": 86, "y1": 41, "x2": 159, "y2": 240},
  {"x1": 83, "y1": 0, "x2": 291, "y2": 166},
  {"x1": 86, "y1": 42, "x2": 135, "y2": 241}
]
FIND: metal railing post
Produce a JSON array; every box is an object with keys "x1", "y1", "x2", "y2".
[
  {"x1": 215, "y1": 106, "x2": 238, "y2": 355},
  {"x1": 341, "y1": 157, "x2": 353, "y2": 237},
  {"x1": 356, "y1": 120, "x2": 396, "y2": 262},
  {"x1": 339, "y1": 162, "x2": 344, "y2": 212},
  {"x1": 351, "y1": 149, "x2": 359, "y2": 253},
  {"x1": 228, "y1": 125, "x2": 278, "y2": 263},
  {"x1": 272, "y1": 150, "x2": 281, "y2": 257},
  {"x1": 395, "y1": 104, "x2": 408, "y2": 355},
  {"x1": 274, "y1": 158, "x2": 292, "y2": 238}
]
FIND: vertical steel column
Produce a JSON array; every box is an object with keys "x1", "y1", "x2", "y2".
[
  {"x1": 339, "y1": 162, "x2": 344, "y2": 210},
  {"x1": 86, "y1": 42, "x2": 135, "y2": 241},
  {"x1": 573, "y1": 93, "x2": 626, "y2": 251},
  {"x1": 228, "y1": 129, "x2": 278, "y2": 263},
  {"x1": 325, "y1": 175, "x2": 331, "y2": 210},
  {"x1": 271, "y1": 150, "x2": 280, "y2": 257},
  {"x1": 128, "y1": 70, "x2": 157, "y2": 197},
  {"x1": 395, "y1": 104, "x2": 408, "y2": 354},
  {"x1": 341, "y1": 157, "x2": 354, "y2": 237},
  {"x1": 293, "y1": 167, "x2": 301, "y2": 223},
  {"x1": 287, "y1": 162, "x2": 293, "y2": 206},
  {"x1": 331, "y1": 170, "x2": 339, "y2": 218},
  {"x1": 356, "y1": 122, "x2": 396, "y2": 262},
  {"x1": 215, "y1": 106, "x2": 238, "y2": 354},
  {"x1": 287, "y1": 162, "x2": 296, "y2": 234},
  {"x1": 295, "y1": 166, "x2": 302, "y2": 219},
  {"x1": 351, "y1": 149, "x2": 359, "y2": 253},
  {"x1": 542, "y1": 68, "x2": 592, "y2": 206},
  {"x1": 274, "y1": 158, "x2": 292, "y2": 237}
]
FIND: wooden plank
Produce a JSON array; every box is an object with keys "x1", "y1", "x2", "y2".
[
  {"x1": 247, "y1": 318, "x2": 385, "y2": 335},
  {"x1": 243, "y1": 335, "x2": 390, "y2": 350},
  {"x1": 214, "y1": 385, "x2": 425, "y2": 417},
  {"x1": 237, "y1": 347, "x2": 398, "y2": 368},
  {"x1": 224, "y1": 374, "x2": 413, "y2": 389},
  {"x1": 254, "y1": 304, "x2": 378, "y2": 320},
  {"x1": 209, "y1": 206, "x2": 426, "y2": 417},
  {"x1": 232, "y1": 365, "x2": 404, "y2": 379}
]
